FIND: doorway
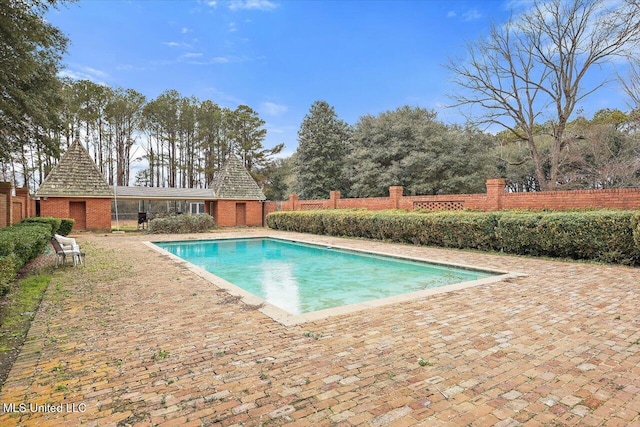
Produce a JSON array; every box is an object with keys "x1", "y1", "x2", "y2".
[
  {"x1": 235, "y1": 203, "x2": 246, "y2": 226},
  {"x1": 69, "y1": 201, "x2": 87, "y2": 230}
]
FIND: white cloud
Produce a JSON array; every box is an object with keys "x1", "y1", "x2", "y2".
[
  {"x1": 260, "y1": 101, "x2": 288, "y2": 116},
  {"x1": 163, "y1": 41, "x2": 194, "y2": 50},
  {"x1": 182, "y1": 52, "x2": 204, "y2": 58},
  {"x1": 501, "y1": 0, "x2": 532, "y2": 13},
  {"x1": 79, "y1": 66, "x2": 110, "y2": 79},
  {"x1": 229, "y1": 21, "x2": 238, "y2": 32},
  {"x1": 211, "y1": 56, "x2": 231, "y2": 63},
  {"x1": 116, "y1": 64, "x2": 145, "y2": 71},
  {"x1": 228, "y1": 0, "x2": 278, "y2": 11},
  {"x1": 447, "y1": 10, "x2": 457, "y2": 18},
  {"x1": 461, "y1": 9, "x2": 483, "y2": 22},
  {"x1": 58, "y1": 67, "x2": 109, "y2": 85},
  {"x1": 181, "y1": 27, "x2": 192, "y2": 34},
  {"x1": 204, "y1": 86, "x2": 245, "y2": 107}
]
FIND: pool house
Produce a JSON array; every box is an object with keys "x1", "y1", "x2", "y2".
[{"x1": 35, "y1": 141, "x2": 266, "y2": 230}]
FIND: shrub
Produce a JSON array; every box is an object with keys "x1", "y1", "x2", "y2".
[
  {"x1": 0, "y1": 254, "x2": 19, "y2": 297},
  {"x1": 495, "y1": 211, "x2": 639, "y2": 265},
  {"x1": 0, "y1": 222, "x2": 50, "y2": 295},
  {"x1": 1, "y1": 224, "x2": 51, "y2": 265},
  {"x1": 266, "y1": 209, "x2": 640, "y2": 265},
  {"x1": 20, "y1": 217, "x2": 61, "y2": 237},
  {"x1": 0, "y1": 222, "x2": 51, "y2": 295},
  {"x1": 633, "y1": 212, "x2": 640, "y2": 252},
  {"x1": 148, "y1": 214, "x2": 216, "y2": 234},
  {"x1": 57, "y1": 218, "x2": 75, "y2": 236}
]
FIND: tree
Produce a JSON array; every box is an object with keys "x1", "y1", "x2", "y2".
[
  {"x1": 105, "y1": 88, "x2": 146, "y2": 186},
  {"x1": 141, "y1": 90, "x2": 180, "y2": 187},
  {"x1": 564, "y1": 109, "x2": 640, "y2": 187},
  {"x1": 0, "y1": 0, "x2": 69, "y2": 169},
  {"x1": 347, "y1": 106, "x2": 495, "y2": 197},
  {"x1": 197, "y1": 101, "x2": 231, "y2": 183},
  {"x1": 295, "y1": 100, "x2": 351, "y2": 199},
  {"x1": 261, "y1": 156, "x2": 295, "y2": 201},
  {"x1": 448, "y1": 0, "x2": 640, "y2": 190},
  {"x1": 228, "y1": 105, "x2": 282, "y2": 173}
]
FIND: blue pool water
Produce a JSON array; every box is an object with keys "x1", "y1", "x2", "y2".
[{"x1": 155, "y1": 238, "x2": 496, "y2": 314}]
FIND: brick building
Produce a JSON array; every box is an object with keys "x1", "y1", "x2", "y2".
[
  {"x1": 113, "y1": 155, "x2": 265, "y2": 228},
  {"x1": 34, "y1": 141, "x2": 265, "y2": 231},
  {"x1": 35, "y1": 141, "x2": 113, "y2": 231}
]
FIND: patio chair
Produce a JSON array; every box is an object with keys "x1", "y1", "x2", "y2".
[{"x1": 51, "y1": 235, "x2": 85, "y2": 267}]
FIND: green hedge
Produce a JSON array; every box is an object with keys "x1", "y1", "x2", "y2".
[
  {"x1": 148, "y1": 213, "x2": 216, "y2": 234},
  {"x1": 266, "y1": 209, "x2": 640, "y2": 265},
  {"x1": 20, "y1": 216, "x2": 61, "y2": 237},
  {"x1": 58, "y1": 218, "x2": 75, "y2": 236},
  {"x1": 19, "y1": 216, "x2": 74, "y2": 236},
  {"x1": 0, "y1": 223, "x2": 51, "y2": 292},
  {"x1": 0, "y1": 254, "x2": 19, "y2": 297}
]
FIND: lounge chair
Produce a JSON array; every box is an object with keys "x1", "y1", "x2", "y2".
[{"x1": 51, "y1": 235, "x2": 85, "y2": 267}]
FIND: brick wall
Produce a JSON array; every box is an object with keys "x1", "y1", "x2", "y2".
[
  {"x1": 40, "y1": 197, "x2": 112, "y2": 231},
  {"x1": 214, "y1": 200, "x2": 263, "y2": 227},
  {"x1": 0, "y1": 183, "x2": 12, "y2": 227},
  {"x1": 264, "y1": 179, "x2": 640, "y2": 221},
  {"x1": 0, "y1": 183, "x2": 33, "y2": 227},
  {"x1": 0, "y1": 193, "x2": 7, "y2": 228}
]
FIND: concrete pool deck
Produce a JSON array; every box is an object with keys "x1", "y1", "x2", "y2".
[{"x1": 0, "y1": 229, "x2": 639, "y2": 426}]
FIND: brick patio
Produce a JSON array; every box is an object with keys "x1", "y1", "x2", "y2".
[{"x1": 0, "y1": 229, "x2": 639, "y2": 426}]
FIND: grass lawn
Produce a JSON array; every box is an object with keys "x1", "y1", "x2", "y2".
[{"x1": 0, "y1": 261, "x2": 53, "y2": 390}]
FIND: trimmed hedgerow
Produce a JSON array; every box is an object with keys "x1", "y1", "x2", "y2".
[
  {"x1": 0, "y1": 254, "x2": 19, "y2": 297},
  {"x1": 148, "y1": 214, "x2": 216, "y2": 234},
  {"x1": 1, "y1": 223, "x2": 51, "y2": 265},
  {"x1": 633, "y1": 212, "x2": 640, "y2": 252},
  {"x1": 496, "y1": 211, "x2": 639, "y2": 265},
  {"x1": 20, "y1": 216, "x2": 61, "y2": 237},
  {"x1": 266, "y1": 209, "x2": 640, "y2": 265},
  {"x1": 0, "y1": 223, "x2": 51, "y2": 292},
  {"x1": 266, "y1": 209, "x2": 500, "y2": 250}
]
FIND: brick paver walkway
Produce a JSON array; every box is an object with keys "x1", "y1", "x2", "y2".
[{"x1": 0, "y1": 229, "x2": 638, "y2": 426}]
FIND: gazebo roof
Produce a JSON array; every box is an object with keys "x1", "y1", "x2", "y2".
[
  {"x1": 211, "y1": 155, "x2": 266, "y2": 200},
  {"x1": 35, "y1": 141, "x2": 113, "y2": 198}
]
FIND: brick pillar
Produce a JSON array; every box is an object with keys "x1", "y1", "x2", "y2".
[
  {"x1": 15, "y1": 187, "x2": 30, "y2": 219},
  {"x1": 0, "y1": 182, "x2": 12, "y2": 227},
  {"x1": 329, "y1": 191, "x2": 341, "y2": 209},
  {"x1": 288, "y1": 194, "x2": 299, "y2": 211},
  {"x1": 389, "y1": 186, "x2": 403, "y2": 209},
  {"x1": 485, "y1": 178, "x2": 506, "y2": 211}
]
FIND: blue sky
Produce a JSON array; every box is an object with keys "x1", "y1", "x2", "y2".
[{"x1": 47, "y1": 0, "x2": 633, "y2": 157}]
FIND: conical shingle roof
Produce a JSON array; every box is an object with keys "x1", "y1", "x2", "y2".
[
  {"x1": 36, "y1": 140, "x2": 113, "y2": 197},
  {"x1": 211, "y1": 155, "x2": 265, "y2": 200}
]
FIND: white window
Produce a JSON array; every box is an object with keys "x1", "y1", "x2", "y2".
[{"x1": 190, "y1": 202, "x2": 205, "y2": 215}]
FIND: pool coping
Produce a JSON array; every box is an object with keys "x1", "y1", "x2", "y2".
[{"x1": 145, "y1": 235, "x2": 526, "y2": 326}]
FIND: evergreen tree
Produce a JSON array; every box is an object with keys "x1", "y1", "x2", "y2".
[
  {"x1": 230, "y1": 105, "x2": 270, "y2": 171},
  {"x1": 295, "y1": 100, "x2": 351, "y2": 199},
  {"x1": 347, "y1": 106, "x2": 496, "y2": 197},
  {"x1": 0, "y1": 0, "x2": 69, "y2": 164}
]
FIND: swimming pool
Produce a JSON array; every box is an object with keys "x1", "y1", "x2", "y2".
[{"x1": 153, "y1": 237, "x2": 507, "y2": 322}]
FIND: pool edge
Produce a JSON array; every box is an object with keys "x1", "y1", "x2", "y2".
[{"x1": 144, "y1": 236, "x2": 526, "y2": 327}]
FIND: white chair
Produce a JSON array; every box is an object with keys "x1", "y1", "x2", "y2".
[{"x1": 52, "y1": 235, "x2": 84, "y2": 266}]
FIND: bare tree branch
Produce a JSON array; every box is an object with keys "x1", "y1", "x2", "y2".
[{"x1": 447, "y1": 0, "x2": 640, "y2": 190}]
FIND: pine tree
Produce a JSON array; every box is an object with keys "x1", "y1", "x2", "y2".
[{"x1": 295, "y1": 100, "x2": 351, "y2": 199}]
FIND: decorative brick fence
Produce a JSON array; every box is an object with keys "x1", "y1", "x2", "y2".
[{"x1": 264, "y1": 179, "x2": 640, "y2": 218}]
